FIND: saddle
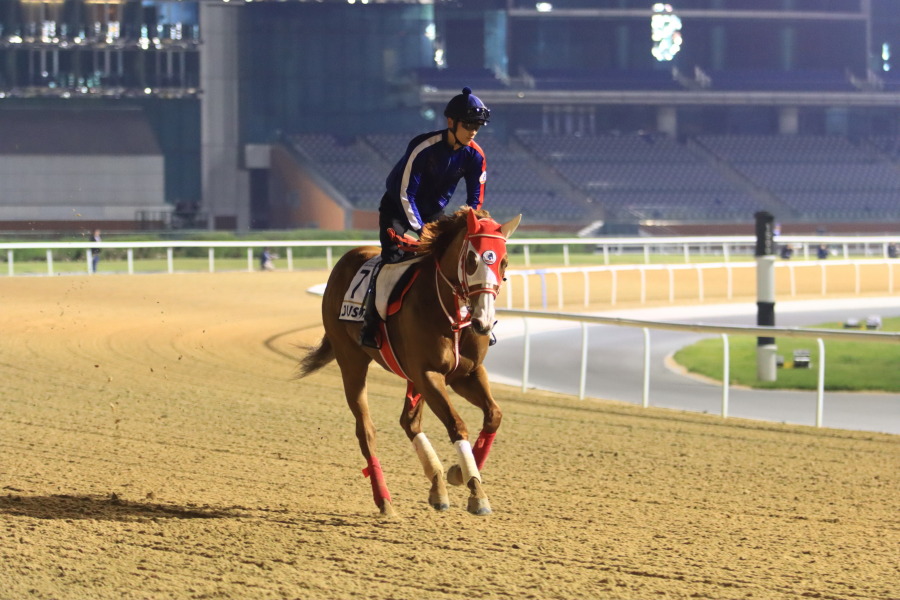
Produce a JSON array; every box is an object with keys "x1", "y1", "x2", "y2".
[
  {"x1": 339, "y1": 255, "x2": 423, "y2": 323},
  {"x1": 339, "y1": 231, "x2": 423, "y2": 322}
]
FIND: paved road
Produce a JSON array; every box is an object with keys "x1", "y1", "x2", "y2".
[{"x1": 485, "y1": 297, "x2": 900, "y2": 436}]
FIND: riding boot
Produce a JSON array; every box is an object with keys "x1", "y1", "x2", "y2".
[{"x1": 359, "y1": 263, "x2": 384, "y2": 349}]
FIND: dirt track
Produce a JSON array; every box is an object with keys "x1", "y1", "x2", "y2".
[{"x1": 1, "y1": 271, "x2": 898, "y2": 600}]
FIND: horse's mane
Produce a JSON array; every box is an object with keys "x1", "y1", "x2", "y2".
[{"x1": 417, "y1": 206, "x2": 492, "y2": 259}]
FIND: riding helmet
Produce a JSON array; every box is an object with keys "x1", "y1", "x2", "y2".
[{"x1": 443, "y1": 87, "x2": 491, "y2": 124}]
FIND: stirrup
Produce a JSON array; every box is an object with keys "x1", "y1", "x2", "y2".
[
  {"x1": 489, "y1": 331, "x2": 497, "y2": 346},
  {"x1": 359, "y1": 323, "x2": 381, "y2": 349}
]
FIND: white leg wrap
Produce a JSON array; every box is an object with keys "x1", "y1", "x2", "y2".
[
  {"x1": 412, "y1": 433, "x2": 443, "y2": 481},
  {"x1": 454, "y1": 439, "x2": 481, "y2": 484}
]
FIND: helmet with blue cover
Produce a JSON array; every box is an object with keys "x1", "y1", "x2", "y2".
[{"x1": 443, "y1": 87, "x2": 491, "y2": 125}]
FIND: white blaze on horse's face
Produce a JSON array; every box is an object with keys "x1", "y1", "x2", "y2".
[{"x1": 459, "y1": 210, "x2": 521, "y2": 336}]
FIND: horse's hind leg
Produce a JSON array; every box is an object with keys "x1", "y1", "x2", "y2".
[
  {"x1": 338, "y1": 360, "x2": 396, "y2": 517},
  {"x1": 399, "y1": 384, "x2": 449, "y2": 511},
  {"x1": 447, "y1": 365, "x2": 502, "y2": 487}
]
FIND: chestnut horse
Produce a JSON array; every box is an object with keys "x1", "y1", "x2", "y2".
[{"x1": 298, "y1": 207, "x2": 521, "y2": 516}]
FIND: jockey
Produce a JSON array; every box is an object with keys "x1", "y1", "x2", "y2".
[{"x1": 360, "y1": 87, "x2": 490, "y2": 349}]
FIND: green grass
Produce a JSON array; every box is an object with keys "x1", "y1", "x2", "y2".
[{"x1": 673, "y1": 318, "x2": 900, "y2": 392}]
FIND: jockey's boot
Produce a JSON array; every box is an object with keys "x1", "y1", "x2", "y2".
[
  {"x1": 359, "y1": 262, "x2": 383, "y2": 349},
  {"x1": 359, "y1": 291, "x2": 381, "y2": 349}
]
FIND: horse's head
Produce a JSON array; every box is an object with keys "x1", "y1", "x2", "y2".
[{"x1": 459, "y1": 208, "x2": 521, "y2": 336}]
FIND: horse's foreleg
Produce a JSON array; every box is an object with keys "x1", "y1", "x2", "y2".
[
  {"x1": 453, "y1": 439, "x2": 492, "y2": 516},
  {"x1": 448, "y1": 365, "x2": 502, "y2": 482},
  {"x1": 400, "y1": 383, "x2": 449, "y2": 511},
  {"x1": 339, "y1": 363, "x2": 396, "y2": 517},
  {"x1": 413, "y1": 433, "x2": 450, "y2": 511},
  {"x1": 417, "y1": 372, "x2": 491, "y2": 516}
]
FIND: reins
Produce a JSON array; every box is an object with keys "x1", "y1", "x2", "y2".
[{"x1": 430, "y1": 228, "x2": 506, "y2": 372}]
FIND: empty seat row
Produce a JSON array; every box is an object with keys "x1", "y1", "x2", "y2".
[
  {"x1": 697, "y1": 134, "x2": 874, "y2": 163},
  {"x1": 288, "y1": 132, "x2": 900, "y2": 224}
]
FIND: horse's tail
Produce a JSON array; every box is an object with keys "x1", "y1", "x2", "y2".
[{"x1": 297, "y1": 335, "x2": 335, "y2": 378}]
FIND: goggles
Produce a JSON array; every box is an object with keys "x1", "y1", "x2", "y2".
[
  {"x1": 459, "y1": 120, "x2": 485, "y2": 131},
  {"x1": 466, "y1": 106, "x2": 491, "y2": 122}
]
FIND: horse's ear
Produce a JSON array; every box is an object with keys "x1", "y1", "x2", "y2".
[
  {"x1": 500, "y1": 214, "x2": 522, "y2": 239},
  {"x1": 466, "y1": 206, "x2": 480, "y2": 233}
]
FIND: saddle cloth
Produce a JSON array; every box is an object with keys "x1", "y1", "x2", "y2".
[{"x1": 339, "y1": 256, "x2": 423, "y2": 322}]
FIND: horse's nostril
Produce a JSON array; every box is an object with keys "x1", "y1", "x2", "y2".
[{"x1": 473, "y1": 321, "x2": 491, "y2": 335}]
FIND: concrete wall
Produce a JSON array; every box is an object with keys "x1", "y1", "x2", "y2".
[
  {"x1": 269, "y1": 145, "x2": 346, "y2": 230},
  {"x1": 0, "y1": 155, "x2": 166, "y2": 221},
  {"x1": 200, "y1": 2, "x2": 248, "y2": 230}
]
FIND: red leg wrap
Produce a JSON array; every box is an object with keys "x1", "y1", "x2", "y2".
[
  {"x1": 405, "y1": 381, "x2": 422, "y2": 410},
  {"x1": 472, "y1": 431, "x2": 496, "y2": 471},
  {"x1": 362, "y1": 456, "x2": 392, "y2": 507}
]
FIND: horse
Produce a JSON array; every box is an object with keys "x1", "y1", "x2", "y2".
[{"x1": 298, "y1": 207, "x2": 521, "y2": 517}]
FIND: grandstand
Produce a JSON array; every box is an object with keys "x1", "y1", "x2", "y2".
[
  {"x1": 281, "y1": 128, "x2": 900, "y2": 232},
  {"x1": 1, "y1": 0, "x2": 899, "y2": 235}
]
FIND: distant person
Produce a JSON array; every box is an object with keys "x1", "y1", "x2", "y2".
[
  {"x1": 888, "y1": 242, "x2": 898, "y2": 259},
  {"x1": 90, "y1": 229, "x2": 102, "y2": 273},
  {"x1": 817, "y1": 244, "x2": 829, "y2": 260},
  {"x1": 780, "y1": 244, "x2": 793, "y2": 260},
  {"x1": 260, "y1": 247, "x2": 275, "y2": 271},
  {"x1": 358, "y1": 86, "x2": 491, "y2": 348}
]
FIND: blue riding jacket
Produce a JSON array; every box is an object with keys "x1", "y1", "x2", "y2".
[{"x1": 384, "y1": 129, "x2": 486, "y2": 231}]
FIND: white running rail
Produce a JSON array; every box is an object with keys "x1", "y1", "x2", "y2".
[{"x1": 496, "y1": 307, "x2": 900, "y2": 428}]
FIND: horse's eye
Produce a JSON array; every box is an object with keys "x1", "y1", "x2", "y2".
[{"x1": 466, "y1": 250, "x2": 479, "y2": 276}]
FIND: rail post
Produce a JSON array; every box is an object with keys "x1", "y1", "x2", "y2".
[
  {"x1": 642, "y1": 327, "x2": 651, "y2": 408},
  {"x1": 816, "y1": 338, "x2": 825, "y2": 428},
  {"x1": 521, "y1": 318, "x2": 530, "y2": 393},
  {"x1": 579, "y1": 323, "x2": 588, "y2": 400},
  {"x1": 755, "y1": 211, "x2": 777, "y2": 382},
  {"x1": 721, "y1": 333, "x2": 730, "y2": 418}
]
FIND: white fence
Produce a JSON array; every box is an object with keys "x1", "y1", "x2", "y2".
[
  {"x1": 504, "y1": 259, "x2": 899, "y2": 309},
  {"x1": 496, "y1": 308, "x2": 900, "y2": 428},
  {"x1": 1, "y1": 240, "x2": 353, "y2": 276},
  {"x1": 2, "y1": 234, "x2": 899, "y2": 276},
  {"x1": 519, "y1": 234, "x2": 900, "y2": 267}
]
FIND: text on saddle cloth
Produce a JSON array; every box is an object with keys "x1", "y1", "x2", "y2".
[{"x1": 339, "y1": 256, "x2": 424, "y2": 322}]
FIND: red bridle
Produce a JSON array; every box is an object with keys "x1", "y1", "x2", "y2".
[{"x1": 431, "y1": 212, "x2": 513, "y2": 372}]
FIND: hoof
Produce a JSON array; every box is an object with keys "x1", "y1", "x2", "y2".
[
  {"x1": 465, "y1": 477, "x2": 492, "y2": 516},
  {"x1": 428, "y1": 473, "x2": 450, "y2": 511},
  {"x1": 446, "y1": 464, "x2": 463, "y2": 486},
  {"x1": 378, "y1": 500, "x2": 397, "y2": 518},
  {"x1": 467, "y1": 496, "x2": 492, "y2": 516}
]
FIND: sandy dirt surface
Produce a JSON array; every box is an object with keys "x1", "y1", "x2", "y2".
[{"x1": 1, "y1": 271, "x2": 898, "y2": 600}]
